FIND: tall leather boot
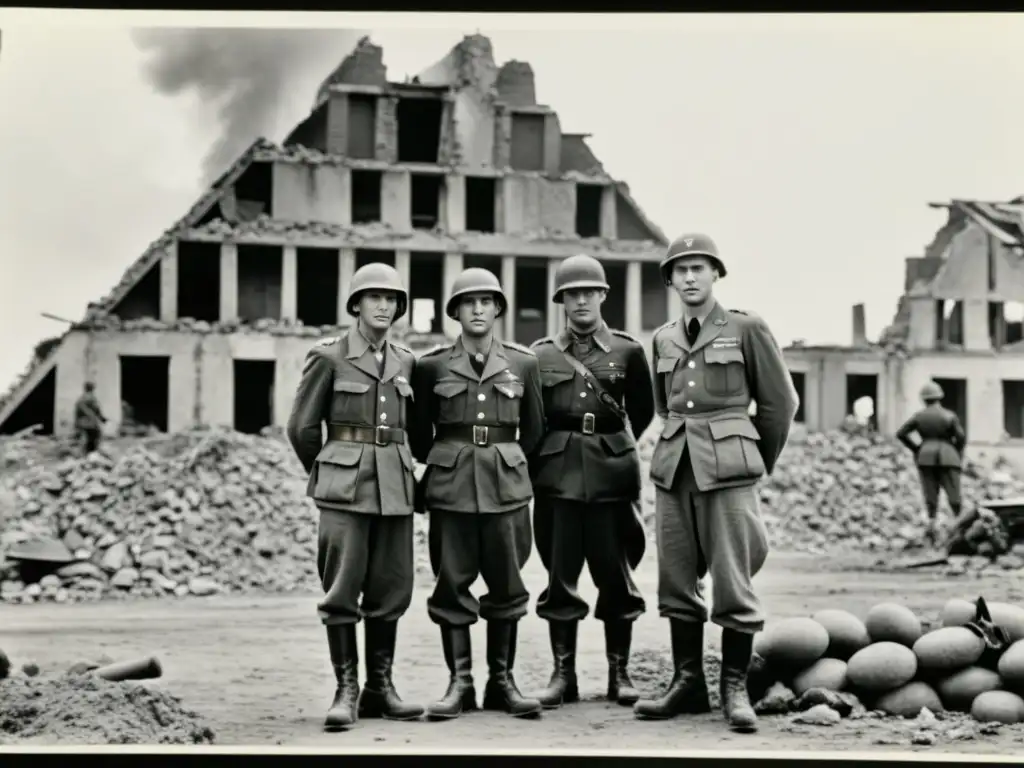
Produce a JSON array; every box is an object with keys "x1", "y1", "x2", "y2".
[
  {"x1": 324, "y1": 624, "x2": 361, "y2": 731},
  {"x1": 720, "y1": 628, "x2": 758, "y2": 733},
  {"x1": 605, "y1": 620, "x2": 640, "y2": 706},
  {"x1": 633, "y1": 620, "x2": 710, "y2": 720},
  {"x1": 535, "y1": 621, "x2": 579, "y2": 709},
  {"x1": 357, "y1": 620, "x2": 424, "y2": 721},
  {"x1": 426, "y1": 625, "x2": 477, "y2": 721},
  {"x1": 482, "y1": 620, "x2": 542, "y2": 718}
]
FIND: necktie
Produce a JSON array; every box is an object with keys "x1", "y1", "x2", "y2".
[{"x1": 687, "y1": 318, "x2": 701, "y2": 345}]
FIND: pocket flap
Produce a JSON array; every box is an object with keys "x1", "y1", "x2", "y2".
[
  {"x1": 426, "y1": 441, "x2": 465, "y2": 468},
  {"x1": 394, "y1": 378, "x2": 414, "y2": 400},
  {"x1": 708, "y1": 416, "x2": 761, "y2": 441},
  {"x1": 661, "y1": 419, "x2": 685, "y2": 440},
  {"x1": 593, "y1": 365, "x2": 626, "y2": 380},
  {"x1": 433, "y1": 380, "x2": 468, "y2": 399},
  {"x1": 656, "y1": 357, "x2": 680, "y2": 374},
  {"x1": 495, "y1": 442, "x2": 527, "y2": 467},
  {"x1": 600, "y1": 431, "x2": 636, "y2": 457},
  {"x1": 494, "y1": 380, "x2": 525, "y2": 399},
  {"x1": 704, "y1": 347, "x2": 744, "y2": 365},
  {"x1": 316, "y1": 442, "x2": 364, "y2": 467},
  {"x1": 334, "y1": 380, "x2": 371, "y2": 394},
  {"x1": 540, "y1": 369, "x2": 575, "y2": 387},
  {"x1": 538, "y1": 431, "x2": 572, "y2": 457}
]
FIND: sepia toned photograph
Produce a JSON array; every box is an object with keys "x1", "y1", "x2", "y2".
[{"x1": 1, "y1": 10, "x2": 1024, "y2": 756}]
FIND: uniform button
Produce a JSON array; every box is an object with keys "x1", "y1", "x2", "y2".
[
  {"x1": 688, "y1": 361, "x2": 696, "y2": 369},
  {"x1": 688, "y1": 381, "x2": 696, "y2": 387},
  {"x1": 477, "y1": 412, "x2": 486, "y2": 420},
  {"x1": 380, "y1": 413, "x2": 387, "y2": 421},
  {"x1": 686, "y1": 401, "x2": 694, "y2": 408},
  {"x1": 380, "y1": 395, "x2": 386, "y2": 402},
  {"x1": 580, "y1": 392, "x2": 588, "y2": 398},
  {"x1": 477, "y1": 393, "x2": 486, "y2": 401},
  {"x1": 609, "y1": 362, "x2": 616, "y2": 367}
]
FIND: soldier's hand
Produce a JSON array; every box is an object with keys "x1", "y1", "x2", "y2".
[{"x1": 413, "y1": 461, "x2": 427, "y2": 482}]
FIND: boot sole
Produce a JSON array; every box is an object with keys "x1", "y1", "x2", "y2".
[
  {"x1": 539, "y1": 690, "x2": 579, "y2": 710},
  {"x1": 729, "y1": 722, "x2": 758, "y2": 734}
]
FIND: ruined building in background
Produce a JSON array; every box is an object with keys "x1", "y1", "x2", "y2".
[
  {"x1": 0, "y1": 35, "x2": 672, "y2": 439},
  {"x1": 784, "y1": 199, "x2": 1024, "y2": 469}
]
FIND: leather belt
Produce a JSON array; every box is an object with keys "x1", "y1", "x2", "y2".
[
  {"x1": 328, "y1": 424, "x2": 406, "y2": 446},
  {"x1": 547, "y1": 413, "x2": 624, "y2": 435},
  {"x1": 436, "y1": 424, "x2": 518, "y2": 446}
]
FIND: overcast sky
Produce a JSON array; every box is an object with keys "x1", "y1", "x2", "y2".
[{"x1": 1, "y1": 12, "x2": 1023, "y2": 395}]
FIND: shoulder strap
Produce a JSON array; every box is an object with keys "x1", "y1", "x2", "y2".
[{"x1": 559, "y1": 350, "x2": 629, "y2": 423}]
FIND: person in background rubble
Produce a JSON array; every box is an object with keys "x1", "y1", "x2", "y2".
[
  {"x1": 895, "y1": 380, "x2": 966, "y2": 546},
  {"x1": 286, "y1": 261, "x2": 423, "y2": 732},
  {"x1": 528, "y1": 254, "x2": 654, "y2": 711},
  {"x1": 636, "y1": 233, "x2": 799, "y2": 734},
  {"x1": 409, "y1": 267, "x2": 546, "y2": 722},
  {"x1": 74, "y1": 382, "x2": 107, "y2": 455}
]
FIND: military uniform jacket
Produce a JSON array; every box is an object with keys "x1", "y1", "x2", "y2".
[
  {"x1": 409, "y1": 336, "x2": 545, "y2": 514},
  {"x1": 896, "y1": 405, "x2": 965, "y2": 468},
  {"x1": 286, "y1": 327, "x2": 418, "y2": 516},
  {"x1": 649, "y1": 301, "x2": 799, "y2": 493},
  {"x1": 74, "y1": 393, "x2": 105, "y2": 431},
  {"x1": 530, "y1": 324, "x2": 655, "y2": 502}
]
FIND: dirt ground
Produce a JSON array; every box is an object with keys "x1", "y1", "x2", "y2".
[{"x1": 3, "y1": 549, "x2": 1024, "y2": 754}]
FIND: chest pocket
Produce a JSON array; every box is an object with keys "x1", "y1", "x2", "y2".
[
  {"x1": 493, "y1": 379, "x2": 524, "y2": 424},
  {"x1": 592, "y1": 362, "x2": 627, "y2": 390},
  {"x1": 433, "y1": 379, "x2": 468, "y2": 423},
  {"x1": 332, "y1": 379, "x2": 372, "y2": 425},
  {"x1": 703, "y1": 346, "x2": 746, "y2": 397},
  {"x1": 392, "y1": 376, "x2": 414, "y2": 426}
]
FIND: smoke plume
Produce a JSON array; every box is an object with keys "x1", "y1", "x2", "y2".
[{"x1": 132, "y1": 28, "x2": 365, "y2": 185}]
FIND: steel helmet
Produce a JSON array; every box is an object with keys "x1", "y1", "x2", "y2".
[
  {"x1": 920, "y1": 381, "x2": 944, "y2": 402},
  {"x1": 345, "y1": 262, "x2": 408, "y2": 322},
  {"x1": 552, "y1": 254, "x2": 610, "y2": 303},
  {"x1": 659, "y1": 233, "x2": 726, "y2": 284},
  {"x1": 445, "y1": 267, "x2": 508, "y2": 320}
]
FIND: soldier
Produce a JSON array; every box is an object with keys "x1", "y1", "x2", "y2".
[
  {"x1": 409, "y1": 267, "x2": 545, "y2": 721},
  {"x1": 528, "y1": 254, "x2": 654, "y2": 710},
  {"x1": 74, "y1": 382, "x2": 107, "y2": 455},
  {"x1": 286, "y1": 262, "x2": 423, "y2": 732},
  {"x1": 634, "y1": 234, "x2": 798, "y2": 733},
  {"x1": 895, "y1": 380, "x2": 966, "y2": 545}
]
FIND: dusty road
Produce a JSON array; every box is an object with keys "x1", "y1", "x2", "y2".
[{"x1": 2, "y1": 550, "x2": 1024, "y2": 753}]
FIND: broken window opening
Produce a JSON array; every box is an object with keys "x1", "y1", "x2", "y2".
[
  {"x1": 789, "y1": 371, "x2": 806, "y2": 424},
  {"x1": 598, "y1": 260, "x2": 626, "y2": 330},
  {"x1": 111, "y1": 261, "x2": 160, "y2": 320},
  {"x1": 989, "y1": 301, "x2": 1024, "y2": 349},
  {"x1": 351, "y1": 170, "x2": 382, "y2": 224},
  {"x1": 297, "y1": 247, "x2": 340, "y2": 327},
  {"x1": 396, "y1": 97, "x2": 443, "y2": 164},
  {"x1": 285, "y1": 102, "x2": 328, "y2": 151},
  {"x1": 120, "y1": 355, "x2": 169, "y2": 433},
  {"x1": 409, "y1": 252, "x2": 444, "y2": 334},
  {"x1": 1002, "y1": 380, "x2": 1024, "y2": 439},
  {"x1": 987, "y1": 234, "x2": 998, "y2": 293},
  {"x1": 509, "y1": 113, "x2": 546, "y2": 172},
  {"x1": 233, "y1": 359, "x2": 275, "y2": 435},
  {"x1": 933, "y1": 377, "x2": 968, "y2": 437},
  {"x1": 234, "y1": 161, "x2": 274, "y2": 220},
  {"x1": 237, "y1": 245, "x2": 283, "y2": 323},
  {"x1": 640, "y1": 262, "x2": 669, "y2": 331},
  {"x1": 575, "y1": 184, "x2": 604, "y2": 238},
  {"x1": 465, "y1": 177, "x2": 497, "y2": 233},
  {"x1": 935, "y1": 299, "x2": 964, "y2": 345},
  {"x1": 514, "y1": 257, "x2": 548, "y2": 345},
  {"x1": 176, "y1": 241, "x2": 221, "y2": 322},
  {"x1": 845, "y1": 374, "x2": 878, "y2": 430},
  {"x1": 0, "y1": 368, "x2": 55, "y2": 435},
  {"x1": 411, "y1": 174, "x2": 442, "y2": 230},
  {"x1": 347, "y1": 94, "x2": 377, "y2": 160},
  {"x1": 355, "y1": 250, "x2": 396, "y2": 270}
]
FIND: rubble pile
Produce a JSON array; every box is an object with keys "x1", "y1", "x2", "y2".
[
  {"x1": 0, "y1": 429, "x2": 323, "y2": 604},
  {"x1": 638, "y1": 419, "x2": 1024, "y2": 559}
]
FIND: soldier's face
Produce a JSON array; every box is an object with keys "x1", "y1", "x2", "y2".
[
  {"x1": 456, "y1": 292, "x2": 498, "y2": 336},
  {"x1": 670, "y1": 257, "x2": 717, "y2": 307},
  {"x1": 357, "y1": 292, "x2": 399, "y2": 330},
  {"x1": 563, "y1": 288, "x2": 606, "y2": 326}
]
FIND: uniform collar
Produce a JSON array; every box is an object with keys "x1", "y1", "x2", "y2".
[
  {"x1": 555, "y1": 322, "x2": 612, "y2": 353},
  {"x1": 450, "y1": 335, "x2": 511, "y2": 381},
  {"x1": 348, "y1": 325, "x2": 387, "y2": 357}
]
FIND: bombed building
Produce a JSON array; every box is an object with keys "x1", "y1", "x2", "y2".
[
  {"x1": 784, "y1": 198, "x2": 1024, "y2": 468},
  {"x1": 0, "y1": 35, "x2": 674, "y2": 438}
]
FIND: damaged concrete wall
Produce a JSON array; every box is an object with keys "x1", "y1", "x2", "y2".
[
  {"x1": 502, "y1": 176, "x2": 575, "y2": 235},
  {"x1": 931, "y1": 223, "x2": 989, "y2": 299},
  {"x1": 271, "y1": 163, "x2": 350, "y2": 226},
  {"x1": 315, "y1": 36, "x2": 387, "y2": 108},
  {"x1": 495, "y1": 61, "x2": 536, "y2": 108}
]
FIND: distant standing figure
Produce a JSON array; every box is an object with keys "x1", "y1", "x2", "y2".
[
  {"x1": 74, "y1": 383, "x2": 107, "y2": 455},
  {"x1": 895, "y1": 380, "x2": 966, "y2": 545}
]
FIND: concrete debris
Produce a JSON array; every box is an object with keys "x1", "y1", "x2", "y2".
[{"x1": 70, "y1": 315, "x2": 339, "y2": 338}]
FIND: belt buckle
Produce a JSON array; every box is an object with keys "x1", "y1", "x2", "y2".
[
  {"x1": 473, "y1": 425, "x2": 489, "y2": 446},
  {"x1": 581, "y1": 413, "x2": 596, "y2": 436},
  {"x1": 375, "y1": 425, "x2": 388, "y2": 446}
]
